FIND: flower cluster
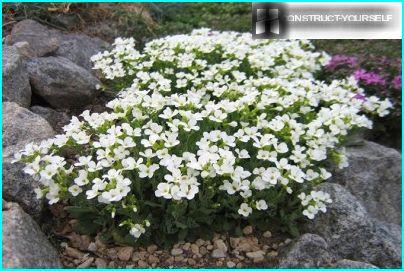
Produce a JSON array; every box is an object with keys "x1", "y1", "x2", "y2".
[{"x1": 15, "y1": 29, "x2": 391, "y2": 242}]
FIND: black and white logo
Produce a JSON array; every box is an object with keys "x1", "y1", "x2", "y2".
[{"x1": 252, "y1": 3, "x2": 287, "y2": 39}]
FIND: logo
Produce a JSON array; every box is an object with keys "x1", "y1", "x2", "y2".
[{"x1": 252, "y1": 3, "x2": 287, "y2": 39}]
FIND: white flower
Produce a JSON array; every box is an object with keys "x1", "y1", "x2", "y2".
[
  {"x1": 256, "y1": 200, "x2": 268, "y2": 210},
  {"x1": 68, "y1": 185, "x2": 83, "y2": 196},
  {"x1": 155, "y1": 183, "x2": 172, "y2": 199},
  {"x1": 138, "y1": 164, "x2": 159, "y2": 178},
  {"x1": 238, "y1": 203, "x2": 252, "y2": 217}
]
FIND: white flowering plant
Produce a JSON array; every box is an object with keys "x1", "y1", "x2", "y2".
[{"x1": 14, "y1": 29, "x2": 392, "y2": 246}]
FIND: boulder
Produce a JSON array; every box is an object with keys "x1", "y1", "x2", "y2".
[
  {"x1": 31, "y1": 106, "x2": 70, "y2": 133},
  {"x1": 278, "y1": 233, "x2": 334, "y2": 268},
  {"x1": 332, "y1": 141, "x2": 401, "y2": 224},
  {"x1": 55, "y1": 34, "x2": 109, "y2": 71},
  {"x1": 2, "y1": 46, "x2": 31, "y2": 107},
  {"x1": 2, "y1": 102, "x2": 55, "y2": 215},
  {"x1": 27, "y1": 57, "x2": 100, "y2": 109},
  {"x1": 7, "y1": 19, "x2": 61, "y2": 57},
  {"x1": 308, "y1": 183, "x2": 401, "y2": 268},
  {"x1": 3, "y1": 102, "x2": 55, "y2": 150},
  {"x1": 333, "y1": 259, "x2": 378, "y2": 268},
  {"x1": 2, "y1": 202, "x2": 62, "y2": 268}
]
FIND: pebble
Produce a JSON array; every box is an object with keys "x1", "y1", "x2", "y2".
[
  {"x1": 227, "y1": 261, "x2": 236, "y2": 268},
  {"x1": 132, "y1": 252, "x2": 141, "y2": 262},
  {"x1": 246, "y1": 250, "x2": 265, "y2": 261},
  {"x1": 65, "y1": 247, "x2": 85, "y2": 259},
  {"x1": 117, "y1": 246, "x2": 134, "y2": 261},
  {"x1": 137, "y1": 260, "x2": 148, "y2": 268},
  {"x1": 188, "y1": 258, "x2": 196, "y2": 265},
  {"x1": 147, "y1": 244, "x2": 158, "y2": 254},
  {"x1": 94, "y1": 258, "x2": 107, "y2": 268},
  {"x1": 183, "y1": 242, "x2": 191, "y2": 251},
  {"x1": 77, "y1": 257, "x2": 94, "y2": 268},
  {"x1": 171, "y1": 248, "x2": 183, "y2": 256},
  {"x1": 242, "y1": 225, "x2": 253, "y2": 235},
  {"x1": 199, "y1": 246, "x2": 208, "y2": 255},
  {"x1": 267, "y1": 250, "x2": 278, "y2": 258},
  {"x1": 148, "y1": 254, "x2": 159, "y2": 264},
  {"x1": 108, "y1": 261, "x2": 116, "y2": 268},
  {"x1": 190, "y1": 244, "x2": 199, "y2": 254},
  {"x1": 87, "y1": 242, "x2": 97, "y2": 252},
  {"x1": 284, "y1": 238, "x2": 292, "y2": 245},
  {"x1": 263, "y1": 231, "x2": 272, "y2": 238},
  {"x1": 206, "y1": 244, "x2": 214, "y2": 250},
  {"x1": 195, "y1": 239, "x2": 205, "y2": 246},
  {"x1": 211, "y1": 248, "x2": 227, "y2": 258},
  {"x1": 214, "y1": 239, "x2": 228, "y2": 252}
]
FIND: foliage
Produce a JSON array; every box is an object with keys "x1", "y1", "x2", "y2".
[{"x1": 15, "y1": 30, "x2": 391, "y2": 247}]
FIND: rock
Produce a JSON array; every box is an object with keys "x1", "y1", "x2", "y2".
[
  {"x1": 2, "y1": 202, "x2": 62, "y2": 268},
  {"x1": 263, "y1": 231, "x2": 272, "y2": 238},
  {"x1": 190, "y1": 244, "x2": 199, "y2": 255},
  {"x1": 65, "y1": 247, "x2": 85, "y2": 259},
  {"x1": 333, "y1": 141, "x2": 401, "y2": 224},
  {"x1": 117, "y1": 247, "x2": 134, "y2": 262},
  {"x1": 171, "y1": 248, "x2": 183, "y2": 256},
  {"x1": 242, "y1": 225, "x2": 253, "y2": 235},
  {"x1": 94, "y1": 258, "x2": 107, "y2": 268},
  {"x1": 278, "y1": 233, "x2": 334, "y2": 268},
  {"x1": 246, "y1": 250, "x2": 265, "y2": 261},
  {"x1": 267, "y1": 250, "x2": 278, "y2": 258},
  {"x1": 137, "y1": 260, "x2": 148, "y2": 268},
  {"x1": 27, "y1": 57, "x2": 100, "y2": 109},
  {"x1": 213, "y1": 239, "x2": 228, "y2": 252},
  {"x1": 148, "y1": 254, "x2": 159, "y2": 264},
  {"x1": 333, "y1": 259, "x2": 378, "y2": 268},
  {"x1": 2, "y1": 46, "x2": 31, "y2": 107},
  {"x1": 230, "y1": 236, "x2": 260, "y2": 253},
  {"x1": 88, "y1": 242, "x2": 97, "y2": 252},
  {"x1": 78, "y1": 257, "x2": 94, "y2": 268},
  {"x1": 227, "y1": 261, "x2": 236, "y2": 268},
  {"x1": 2, "y1": 102, "x2": 55, "y2": 215},
  {"x1": 7, "y1": 19, "x2": 61, "y2": 57},
  {"x1": 3, "y1": 102, "x2": 55, "y2": 149},
  {"x1": 309, "y1": 183, "x2": 401, "y2": 268},
  {"x1": 30, "y1": 106, "x2": 70, "y2": 132},
  {"x1": 211, "y1": 248, "x2": 227, "y2": 258},
  {"x1": 55, "y1": 34, "x2": 109, "y2": 71},
  {"x1": 147, "y1": 244, "x2": 158, "y2": 254}
]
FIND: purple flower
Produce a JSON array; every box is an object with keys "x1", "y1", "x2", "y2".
[
  {"x1": 353, "y1": 69, "x2": 386, "y2": 86},
  {"x1": 353, "y1": 93, "x2": 366, "y2": 101},
  {"x1": 392, "y1": 75, "x2": 401, "y2": 90},
  {"x1": 326, "y1": 54, "x2": 358, "y2": 70}
]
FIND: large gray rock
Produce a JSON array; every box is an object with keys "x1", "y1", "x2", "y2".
[
  {"x1": 333, "y1": 141, "x2": 401, "y2": 225},
  {"x1": 308, "y1": 183, "x2": 401, "y2": 268},
  {"x1": 31, "y1": 106, "x2": 70, "y2": 133},
  {"x1": 55, "y1": 34, "x2": 109, "y2": 71},
  {"x1": 2, "y1": 102, "x2": 55, "y2": 215},
  {"x1": 278, "y1": 233, "x2": 334, "y2": 268},
  {"x1": 2, "y1": 202, "x2": 62, "y2": 268},
  {"x1": 333, "y1": 259, "x2": 378, "y2": 268},
  {"x1": 3, "y1": 102, "x2": 55, "y2": 150},
  {"x1": 27, "y1": 57, "x2": 100, "y2": 109},
  {"x1": 2, "y1": 46, "x2": 31, "y2": 107},
  {"x1": 7, "y1": 19, "x2": 61, "y2": 57}
]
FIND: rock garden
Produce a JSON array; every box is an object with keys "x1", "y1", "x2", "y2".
[{"x1": 2, "y1": 4, "x2": 402, "y2": 269}]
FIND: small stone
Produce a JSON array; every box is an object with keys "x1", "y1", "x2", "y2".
[
  {"x1": 148, "y1": 254, "x2": 159, "y2": 264},
  {"x1": 65, "y1": 247, "x2": 85, "y2": 259},
  {"x1": 267, "y1": 250, "x2": 278, "y2": 258},
  {"x1": 171, "y1": 248, "x2": 183, "y2": 256},
  {"x1": 117, "y1": 247, "x2": 134, "y2": 261},
  {"x1": 284, "y1": 238, "x2": 292, "y2": 245},
  {"x1": 78, "y1": 257, "x2": 94, "y2": 268},
  {"x1": 207, "y1": 244, "x2": 214, "y2": 250},
  {"x1": 137, "y1": 260, "x2": 148, "y2": 268},
  {"x1": 132, "y1": 252, "x2": 141, "y2": 262},
  {"x1": 263, "y1": 231, "x2": 272, "y2": 238},
  {"x1": 214, "y1": 239, "x2": 227, "y2": 252},
  {"x1": 188, "y1": 258, "x2": 196, "y2": 265},
  {"x1": 174, "y1": 255, "x2": 184, "y2": 261},
  {"x1": 246, "y1": 250, "x2": 265, "y2": 261},
  {"x1": 211, "y1": 249, "x2": 227, "y2": 258},
  {"x1": 190, "y1": 244, "x2": 199, "y2": 254},
  {"x1": 227, "y1": 261, "x2": 236, "y2": 268},
  {"x1": 243, "y1": 225, "x2": 253, "y2": 235},
  {"x1": 87, "y1": 242, "x2": 97, "y2": 252},
  {"x1": 272, "y1": 243, "x2": 279, "y2": 250},
  {"x1": 195, "y1": 239, "x2": 205, "y2": 246},
  {"x1": 147, "y1": 244, "x2": 158, "y2": 254},
  {"x1": 236, "y1": 262, "x2": 243, "y2": 268},
  {"x1": 94, "y1": 258, "x2": 107, "y2": 268},
  {"x1": 183, "y1": 242, "x2": 191, "y2": 251},
  {"x1": 108, "y1": 261, "x2": 116, "y2": 268},
  {"x1": 199, "y1": 246, "x2": 208, "y2": 255}
]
